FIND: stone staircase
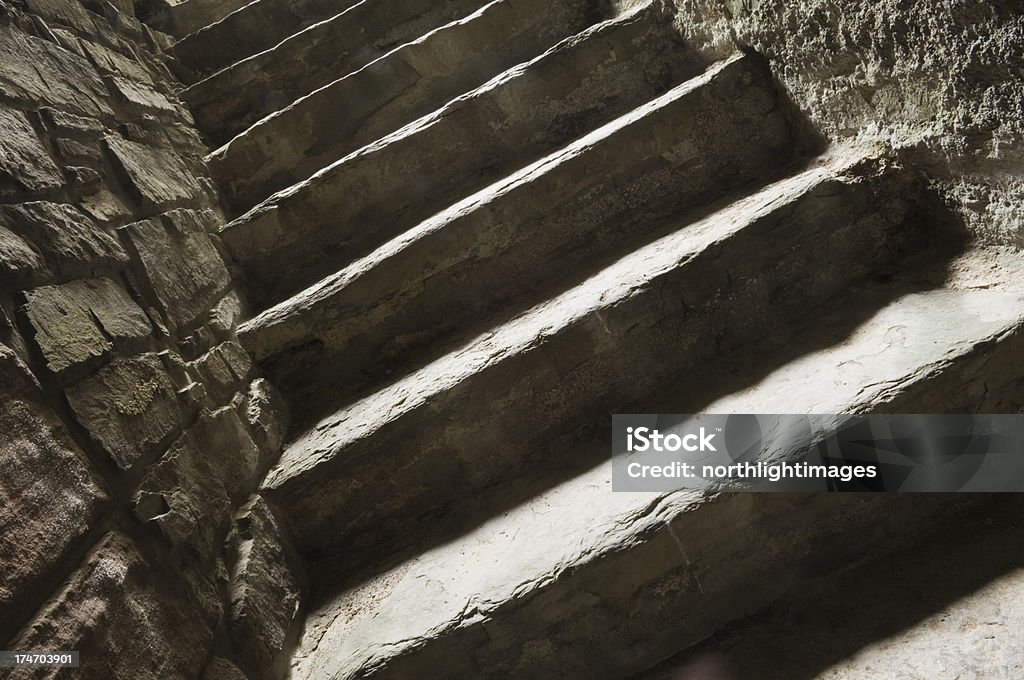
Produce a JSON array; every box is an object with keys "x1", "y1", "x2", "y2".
[{"x1": 162, "y1": 0, "x2": 1024, "y2": 677}]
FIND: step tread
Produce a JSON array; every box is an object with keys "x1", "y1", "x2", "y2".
[
  {"x1": 225, "y1": 51, "x2": 784, "y2": 312},
  {"x1": 262, "y1": 138, "x2": 829, "y2": 489},
  {"x1": 291, "y1": 281, "x2": 1024, "y2": 680},
  {"x1": 207, "y1": 0, "x2": 602, "y2": 217},
  {"x1": 210, "y1": 2, "x2": 697, "y2": 215},
  {"x1": 185, "y1": 0, "x2": 490, "y2": 145}
]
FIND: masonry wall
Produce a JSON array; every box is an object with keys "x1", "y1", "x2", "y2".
[{"x1": 0, "y1": 0, "x2": 302, "y2": 677}]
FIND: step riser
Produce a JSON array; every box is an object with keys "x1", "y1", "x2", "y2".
[
  {"x1": 186, "y1": 0, "x2": 492, "y2": 146},
  {"x1": 211, "y1": 0, "x2": 606, "y2": 221},
  {"x1": 214, "y1": 5, "x2": 700, "y2": 215},
  {"x1": 263, "y1": 160, "x2": 925, "y2": 557},
  {"x1": 232, "y1": 54, "x2": 789, "y2": 328}
]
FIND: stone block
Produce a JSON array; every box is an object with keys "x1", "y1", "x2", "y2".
[
  {"x1": 66, "y1": 353, "x2": 183, "y2": 470},
  {"x1": 109, "y1": 75, "x2": 178, "y2": 115},
  {"x1": 244, "y1": 378, "x2": 288, "y2": 457},
  {"x1": 0, "y1": 109, "x2": 64, "y2": 195},
  {"x1": 1, "y1": 202, "x2": 129, "y2": 280},
  {"x1": 0, "y1": 225, "x2": 45, "y2": 288},
  {"x1": 24, "y1": 277, "x2": 152, "y2": 378},
  {"x1": 0, "y1": 344, "x2": 107, "y2": 634},
  {"x1": 121, "y1": 209, "x2": 232, "y2": 331},
  {"x1": 135, "y1": 407, "x2": 261, "y2": 558},
  {"x1": 201, "y1": 657, "x2": 250, "y2": 680},
  {"x1": 228, "y1": 496, "x2": 304, "y2": 678},
  {"x1": 104, "y1": 134, "x2": 204, "y2": 210},
  {"x1": 79, "y1": 37, "x2": 154, "y2": 83},
  {"x1": 9, "y1": 532, "x2": 213, "y2": 680},
  {"x1": 188, "y1": 341, "x2": 253, "y2": 404},
  {"x1": 0, "y1": 25, "x2": 112, "y2": 117}
]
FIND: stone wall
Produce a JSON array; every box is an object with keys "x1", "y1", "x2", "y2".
[
  {"x1": 666, "y1": 0, "x2": 1024, "y2": 245},
  {"x1": 0, "y1": 0, "x2": 302, "y2": 677}
]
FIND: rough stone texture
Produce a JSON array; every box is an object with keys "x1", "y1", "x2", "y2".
[
  {"x1": 122, "y1": 209, "x2": 231, "y2": 331},
  {"x1": 66, "y1": 353, "x2": 184, "y2": 470},
  {"x1": 105, "y1": 134, "x2": 206, "y2": 210},
  {"x1": 211, "y1": 0, "x2": 603, "y2": 209},
  {"x1": 0, "y1": 109, "x2": 64, "y2": 195},
  {"x1": 0, "y1": 202, "x2": 129, "y2": 282},
  {"x1": 0, "y1": 25, "x2": 113, "y2": 117},
  {"x1": 263, "y1": 151, "x2": 921, "y2": 557},
  {"x1": 200, "y1": 656, "x2": 251, "y2": 680},
  {"x1": 9, "y1": 532, "x2": 213, "y2": 680},
  {"x1": 666, "y1": 0, "x2": 1024, "y2": 245},
  {"x1": 0, "y1": 344, "x2": 107, "y2": 637},
  {"x1": 240, "y1": 53, "x2": 793, "y2": 400},
  {"x1": 134, "y1": 407, "x2": 262, "y2": 559},
  {"x1": 243, "y1": 378, "x2": 289, "y2": 458},
  {"x1": 637, "y1": 496, "x2": 1024, "y2": 680},
  {"x1": 24, "y1": 278, "x2": 152, "y2": 377},
  {"x1": 187, "y1": 0, "x2": 495, "y2": 149},
  {"x1": 0, "y1": 225, "x2": 45, "y2": 288},
  {"x1": 227, "y1": 496, "x2": 304, "y2": 679},
  {"x1": 170, "y1": 0, "x2": 362, "y2": 82}
]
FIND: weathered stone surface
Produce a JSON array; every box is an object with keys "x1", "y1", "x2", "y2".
[
  {"x1": 105, "y1": 134, "x2": 205, "y2": 210},
  {"x1": 186, "y1": 0, "x2": 489, "y2": 147},
  {"x1": 263, "y1": 152, "x2": 921, "y2": 557},
  {"x1": 228, "y1": 496, "x2": 304, "y2": 678},
  {"x1": 201, "y1": 656, "x2": 250, "y2": 680},
  {"x1": 9, "y1": 532, "x2": 213, "y2": 680},
  {"x1": 211, "y1": 0, "x2": 600, "y2": 207},
  {"x1": 121, "y1": 209, "x2": 231, "y2": 331},
  {"x1": 0, "y1": 225, "x2": 45, "y2": 287},
  {"x1": 135, "y1": 407, "x2": 261, "y2": 558},
  {"x1": 243, "y1": 378, "x2": 288, "y2": 457},
  {"x1": 109, "y1": 75, "x2": 178, "y2": 115},
  {"x1": 66, "y1": 353, "x2": 183, "y2": 470},
  {"x1": 211, "y1": 4, "x2": 701, "y2": 214},
  {"x1": 24, "y1": 0, "x2": 97, "y2": 35},
  {"x1": 187, "y1": 340, "x2": 252, "y2": 404},
  {"x1": 0, "y1": 344, "x2": 107, "y2": 636},
  {"x1": 171, "y1": 0, "x2": 361, "y2": 83},
  {"x1": 291, "y1": 275, "x2": 1024, "y2": 679},
  {"x1": 0, "y1": 25, "x2": 113, "y2": 117},
  {"x1": 1, "y1": 201, "x2": 129, "y2": 279},
  {"x1": 240, "y1": 53, "x2": 792, "y2": 397},
  {"x1": 24, "y1": 277, "x2": 152, "y2": 377},
  {"x1": 80, "y1": 38, "x2": 154, "y2": 84},
  {"x1": 0, "y1": 109, "x2": 64, "y2": 195}
]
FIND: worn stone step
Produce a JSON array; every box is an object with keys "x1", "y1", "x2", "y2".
[
  {"x1": 260, "y1": 150, "x2": 926, "y2": 565},
  {"x1": 171, "y1": 0, "x2": 361, "y2": 84},
  {"x1": 208, "y1": 0, "x2": 609, "y2": 214},
  {"x1": 185, "y1": 0, "x2": 492, "y2": 147},
  {"x1": 284, "y1": 277, "x2": 1024, "y2": 680},
  {"x1": 226, "y1": 52, "x2": 790, "y2": 318},
  {"x1": 239, "y1": 52, "x2": 792, "y2": 412},
  {"x1": 211, "y1": 2, "x2": 701, "y2": 214}
]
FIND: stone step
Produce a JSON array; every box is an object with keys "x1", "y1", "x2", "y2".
[
  {"x1": 284, "y1": 276, "x2": 1024, "y2": 680},
  {"x1": 225, "y1": 52, "x2": 791, "y2": 317},
  {"x1": 185, "y1": 0, "x2": 492, "y2": 147},
  {"x1": 210, "y1": 2, "x2": 701, "y2": 214},
  {"x1": 207, "y1": 0, "x2": 609, "y2": 215},
  {"x1": 260, "y1": 149, "x2": 927, "y2": 567},
  {"x1": 238, "y1": 52, "x2": 790, "y2": 414},
  {"x1": 171, "y1": 0, "x2": 362, "y2": 84}
]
